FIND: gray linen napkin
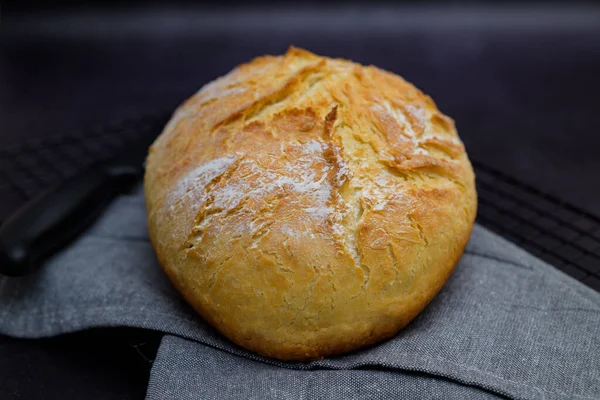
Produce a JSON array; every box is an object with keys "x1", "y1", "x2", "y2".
[{"x1": 1, "y1": 187, "x2": 599, "y2": 400}]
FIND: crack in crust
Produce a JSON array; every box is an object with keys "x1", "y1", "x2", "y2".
[
  {"x1": 211, "y1": 61, "x2": 327, "y2": 132},
  {"x1": 407, "y1": 212, "x2": 429, "y2": 246},
  {"x1": 181, "y1": 158, "x2": 243, "y2": 252},
  {"x1": 386, "y1": 244, "x2": 400, "y2": 289}
]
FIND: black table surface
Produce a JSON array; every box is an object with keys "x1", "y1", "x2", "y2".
[{"x1": 2, "y1": 4, "x2": 600, "y2": 399}]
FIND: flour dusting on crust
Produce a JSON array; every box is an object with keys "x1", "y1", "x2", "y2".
[
  {"x1": 194, "y1": 140, "x2": 348, "y2": 238},
  {"x1": 169, "y1": 155, "x2": 239, "y2": 211},
  {"x1": 164, "y1": 155, "x2": 238, "y2": 241}
]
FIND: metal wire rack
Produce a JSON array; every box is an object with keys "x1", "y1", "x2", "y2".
[
  {"x1": 1, "y1": 113, "x2": 599, "y2": 292},
  {"x1": 474, "y1": 162, "x2": 600, "y2": 291}
]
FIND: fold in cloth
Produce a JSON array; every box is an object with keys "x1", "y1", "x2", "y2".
[
  {"x1": 146, "y1": 334, "x2": 502, "y2": 400},
  {"x1": 1, "y1": 187, "x2": 599, "y2": 399}
]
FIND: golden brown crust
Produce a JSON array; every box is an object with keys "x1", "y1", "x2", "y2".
[{"x1": 144, "y1": 47, "x2": 477, "y2": 361}]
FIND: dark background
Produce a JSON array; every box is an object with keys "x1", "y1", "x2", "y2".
[{"x1": 2, "y1": 1, "x2": 600, "y2": 398}]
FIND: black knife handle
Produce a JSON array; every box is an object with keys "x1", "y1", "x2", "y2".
[{"x1": 0, "y1": 164, "x2": 139, "y2": 276}]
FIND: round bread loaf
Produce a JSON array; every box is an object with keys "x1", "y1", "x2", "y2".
[{"x1": 144, "y1": 47, "x2": 477, "y2": 361}]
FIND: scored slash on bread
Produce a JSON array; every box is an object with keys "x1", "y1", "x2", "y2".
[{"x1": 144, "y1": 47, "x2": 477, "y2": 361}]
